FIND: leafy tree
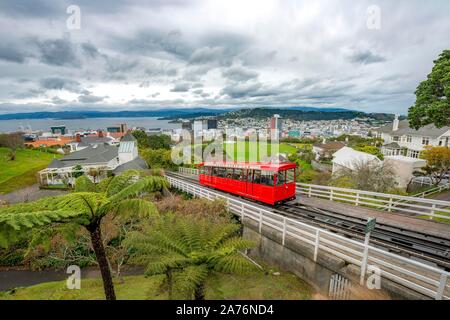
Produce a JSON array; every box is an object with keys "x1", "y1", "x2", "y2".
[
  {"x1": 408, "y1": 50, "x2": 450, "y2": 129},
  {"x1": 330, "y1": 160, "x2": 398, "y2": 193},
  {"x1": 148, "y1": 135, "x2": 171, "y2": 150},
  {"x1": 0, "y1": 132, "x2": 24, "y2": 160},
  {"x1": 353, "y1": 145, "x2": 384, "y2": 160},
  {"x1": 132, "y1": 130, "x2": 171, "y2": 150},
  {"x1": 420, "y1": 146, "x2": 450, "y2": 186},
  {"x1": 125, "y1": 215, "x2": 255, "y2": 300},
  {"x1": 141, "y1": 148, "x2": 177, "y2": 170},
  {"x1": 0, "y1": 170, "x2": 166, "y2": 300}
]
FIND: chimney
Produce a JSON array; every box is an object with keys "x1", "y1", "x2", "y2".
[
  {"x1": 98, "y1": 130, "x2": 104, "y2": 138},
  {"x1": 393, "y1": 114, "x2": 399, "y2": 131},
  {"x1": 76, "y1": 134, "x2": 81, "y2": 143},
  {"x1": 322, "y1": 138, "x2": 326, "y2": 144}
]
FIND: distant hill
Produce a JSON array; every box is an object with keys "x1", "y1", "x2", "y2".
[
  {"x1": 0, "y1": 107, "x2": 398, "y2": 122},
  {"x1": 0, "y1": 109, "x2": 231, "y2": 120},
  {"x1": 219, "y1": 108, "x2": 396, "y2": 121}
]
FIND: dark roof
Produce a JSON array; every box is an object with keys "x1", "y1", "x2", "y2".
[
  {"x1": 383, "y1": 142, "x2": 401, "y2": 149},
  {"x1": 313, "y1": 141, "x2": 346, "y2": 151},
  {"x1": 112, "y1": 157, "x2": 148, "y2": 174},
  {"x1": 376, "y1": 120, "x2": 450, "y2": 138},
  {"x1": 48, "y1": 144, "x2": 118, "y2": 168},
  {"x1": 121, "y1": 133, "x2": 137, "y2": 142}
]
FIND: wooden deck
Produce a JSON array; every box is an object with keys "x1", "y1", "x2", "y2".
[{"x1": 298, "y1": 196, "x2": 450, "y2": 240}]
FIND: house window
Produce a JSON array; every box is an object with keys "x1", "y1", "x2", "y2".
[
  {"x1": 408, "y1": 150, "x2": 419, "y2": 159},
  {"x1": 393, "y1": 136, "x2": 399, "y2": 142},
  {"x1": 422, "y1": 137, "x2": 430, "y2": 145},
  {"x1": 406, "y1": 135, "x2": 412, "y2": 143}
]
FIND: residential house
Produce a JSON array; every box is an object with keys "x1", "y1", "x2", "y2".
[
  {"x1": 375, "y1": 115, "x2": 450, "y2": 159},
  {"x1": 312, "y1": 140, "x2": 346, "y2": 161},
  {"x1": 331, "y1": 147, "x2": 381, "y2": 174},
  {"x1": 67, "y1": 130, "x2": 119, "y2": 152},
  {"x1": 39, "y1": 133, "x2": 147, "y2": 186}
]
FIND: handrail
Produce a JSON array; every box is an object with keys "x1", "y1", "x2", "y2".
[
  {"x1": 167, "y1": 175, "x2": 450, "y2": 300},
  {"x1": 297, "y1": 183, "x2": 450, "y2": 221}
]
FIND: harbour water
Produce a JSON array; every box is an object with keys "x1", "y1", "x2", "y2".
[{"x1": 0, "y1": 117, "x2": 180, "y2": 133}]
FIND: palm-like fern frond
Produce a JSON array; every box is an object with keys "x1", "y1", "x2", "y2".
[
  {"x1": 174, "y1": 264, "x2": 209, "y2": 297},
  {"x1": 74, "y1": 175, "x2": 96, "y2": 193}
]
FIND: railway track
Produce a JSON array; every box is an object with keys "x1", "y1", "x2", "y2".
[{"x1": 166, "y1": 171, "x2": 450, "y2": 270}]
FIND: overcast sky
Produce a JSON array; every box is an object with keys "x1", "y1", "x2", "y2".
[{"x1": 0, "y1": 0, "x2": 449, "y2": 115}]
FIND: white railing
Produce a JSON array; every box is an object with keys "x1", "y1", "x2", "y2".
[
  {"x1": 177, "y1": 167, "x2": 450, "y2": 221},
  {"x1": 297, "y1": 183, "x2": 450, "y2": 221},
  {"x1": 413, "y1": 183, "x2": 450, "y2": 199},
  {"x1": 166, "y1": 175, "x2": 450, "y2": 300},
  {"x1": 178, "y1": 167, "x2": 200, "y2": 175}
]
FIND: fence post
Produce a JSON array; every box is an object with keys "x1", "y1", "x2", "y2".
[
  {"x1": 330, "y1": 189, "x2": 334, "y2": 201},
  {"x1": 314, "y1": 229, "x2": 320, "y2": 262},
  {"x1": 308, "y1": 185, "x2": 312, "y2": 197},
  {"x1": 259, "y1": 210, "x2": 262, "y2": 233},
  {"x1": 355, "y1": 193, "x2": 360, "y2": 206},
  {"x1": 436, "y1": 273, "x2": 448, "y2": 300},
  {"x1": 360, "y1": 232, "x2": 371, "y2": 285},
  {"x1": 429, "y1": 204, "x2": 436, "y2": 220},
  {"x1": 387, "y1": 197, "x2": 393, "y2": 212},
  {"x1": 282, "y1": 217, "x2": 287, "y2": 246}
]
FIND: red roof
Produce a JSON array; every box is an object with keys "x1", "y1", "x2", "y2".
[{"x1": 199, "y1": 161, "x2": 296, "y2": 171}]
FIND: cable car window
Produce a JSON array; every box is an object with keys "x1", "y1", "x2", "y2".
[
  {"x1": 261, "y1": 171, "x2": 274, "y2": 186},
  {"x1": 199, "y1": 167, "x2": 205, "y2": 174},
  {"x1": 276, "y1": 171, "x2": 286, "y2": 186},
  {"x1": 226, "y1": 168, "x2": 234, "y2": 179},
  {"x1": 252, "y1": 170, "x2": 261, "y2": 184},
  {"x1": 217, "y1": 168, "x2": 227, "y2": 178},
  {"x1": 286, "y1": 169, "x2": 295, "y2": 183},
  {"x1": 233, "y1": 168, "x2": 243, "y2": 181},
  {"x1": 212, "y1": 167, "x2": 219, "y2": 176}
]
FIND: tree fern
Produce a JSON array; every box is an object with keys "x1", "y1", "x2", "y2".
[
  {"x1": 125, "y1": 215, "x2": 255, "y2": 300},
  {"x1": 0, "y1": 170, "x2": 165, "y2": 300}
]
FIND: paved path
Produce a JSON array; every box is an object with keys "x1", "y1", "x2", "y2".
[
  {"x1": 298, "y1": 196, "x2": 450, "y2": 240},
  {"x1": 0, "y1": 184, "x2": 68, "y2": 204}
]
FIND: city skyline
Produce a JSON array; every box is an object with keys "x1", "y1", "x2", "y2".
[{"x1": 0, "y1": 0, "x2": 449, "y2": 115}]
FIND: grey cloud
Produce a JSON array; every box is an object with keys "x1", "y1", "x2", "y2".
[
  {"x1": 78, "y1": 92, "x2": 107, "y2": 103},
  {"x1": 222, "y1": 66, "x2": 259, "y2": 82},
  {"x1": 35, "y1": 37, "x2": 80, "y2": 67},
  {"x1": 0, "y1": 44, "x2": 26, "y2": 63},
  {"x1": 81, "y1": 43, "x2": 99, "y2": 58},
  {"x1": 348, "y1": 50, "x2": 386, "y2": 65},
  {"x1": 188, "y1": 46, "x2": 225, "y2": 65},
  {"x1": 171, "y1": 82, "x2": 191, "y2": 92},
  {"x1": 40, "y1": 77, "x2": 81, "y2": 92}
]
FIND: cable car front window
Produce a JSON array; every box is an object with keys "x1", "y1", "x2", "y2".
[
  {"x1": 261, "y1": 171, "x2": 274, "y2": 186},
  {"x1": 286, "y1": 169, "x2": 295, "y2": 183},
  {"x1": 276, "y1": 171, "x2": 286, "y2": 186}
]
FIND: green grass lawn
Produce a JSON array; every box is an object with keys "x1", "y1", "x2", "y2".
[
  {"x1": 223, "y1": 141, "x2": 297, "y2": 162},
  {"x1": 0, "y1": 270, "x2": 313, "y2": 300},
  {"x1": 418, "y1": 207, "x2": 450, "y2": 224},
  {"x1": 0, "y1": 147, "x2": 61, "y2": 194}
]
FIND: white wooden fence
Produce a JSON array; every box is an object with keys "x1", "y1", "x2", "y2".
[
  {"x1": 329, "y1": 274, "x2": 352, "y2": 300},
  {"x1": 178, "y1": 167, "x2": 199, "y2": 175},
  {"x1": 166, "y1": 175, "x2": 450, "y2": 300},
  {"x1": 297, "y1": 183, "x2": 450, "y2": 221},
  {"x1": 176, "y1": 167, "x2": 450, "y2": 221}
]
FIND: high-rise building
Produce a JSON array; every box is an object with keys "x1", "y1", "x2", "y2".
[
  {"x1": 269, "y1": 114, "x2": 282, "y2": 140},
  {"x1": 206, "y1": 119, "x2": 218, "y2": 130}
]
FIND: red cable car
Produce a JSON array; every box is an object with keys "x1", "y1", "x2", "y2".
[{"x1": 199, "y1": 161, "x2": 297, "y2": 206}]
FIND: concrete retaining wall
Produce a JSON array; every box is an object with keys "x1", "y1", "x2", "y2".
[{"x1": 242, "y1": 218, "x2": 430, "y2": 300}]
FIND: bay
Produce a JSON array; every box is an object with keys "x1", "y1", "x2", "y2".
[{"x1": 0, "y1": 117, "x2": 180, "y2": 133}]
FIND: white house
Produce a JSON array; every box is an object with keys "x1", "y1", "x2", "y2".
[
  {"x1": 331, "y1": 147, "x2": 381, "y2": 174},
  {"x1": 39, "y1": 133, "x2": 147, "y2": 186},
  {"x1": 374, "y1": 115, "x2": 450, "y2": 159}
]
